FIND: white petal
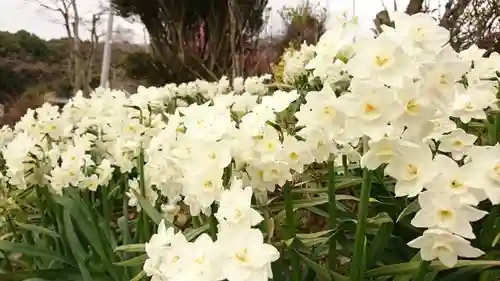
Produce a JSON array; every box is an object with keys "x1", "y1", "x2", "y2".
[
  {"x1": 456, "y1": 244, "x2": 484, "y2": 258},
  {"x1": 438, "y1": 250, "x2": 458, "y2": 268},
  {"x1": 411, "y1": 210, "x2": 434, "y2": 228}
]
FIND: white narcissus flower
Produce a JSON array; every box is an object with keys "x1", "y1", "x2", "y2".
[
  {"x1": 438, "y1": 129, "x2": 477, "y2": 160},
  {"x1": 299, "y1": 128, "x2": 338, "y2": 163},
  {"x1": 345, "y1": 32, "x2": 415, "y2": 88},
  {"x1": 463, "y1": 145, "x2": 500, "y2": 204},
  {"x1": 451, "y1": 84, "x2": 494, "y2": 123},
  {"x1": 216, "y1": 178, "x2": 264, "y2": 228},
  {"x1": 260, "y1": 90, "x2": 299, "y2": 113},
  {"x1": 294, "y1": 83, "x2": 345, "y2": 135},
  {"x1": 387, "y1": 12, "x2": 449, "y2": 57},
  {"x1": 361, "y1": 137, "x2": 419, "y2": 170},
  {"x1": 426, "y1": 154, "x2": 487, "y2": 206},
  {"x1": 182, "y1": 166, "x2": 224, "y2": 210},
  {"x1": 338, "y1": 80, "x2": 403, "y2": 140},
  {"x1": 277, "y1": 134, "x2": 314, "y2": 173},
  {"x1": 408, "y1": 228, "x2": 484, "y2": 268},
  {"x1": 217, "y1": 225, "x2": 279, "y2": 281},
  {"x1": 173, "y1": 234, "x2": 222, "y2": 281},
  {"x1": 144, "y1": 221, "x2": 186, "y2": 280},
  {"x1": 126, "y1": 178, "x2": 158, "y2": 212},
  {"x1": 411, "y1": 190, "x2": 487, "y2": 239},
  {"x1": 384, "y1": 144, "x2": 438, "y2": 197}
]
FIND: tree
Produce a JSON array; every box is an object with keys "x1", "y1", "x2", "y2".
[
  {"x1": 112, "y1": 0, "x2": 268, "y2": 84},
  {"x1": 29, "y1": 0, "x2": 106, "y2": 96},
  {"x1": 376, "y1": 0, "x2": 500, "y2": 53},
  {"x1": 278, "y1": 0, "x2": 327, "y2": 48}
]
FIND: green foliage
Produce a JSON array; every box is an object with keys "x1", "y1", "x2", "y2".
[
  {"x1": 0, "y1": 31, "x2": 51, "y2": 61},
  {"x1": 112, "y1": 0, "x2": 269, "y2": 83}
]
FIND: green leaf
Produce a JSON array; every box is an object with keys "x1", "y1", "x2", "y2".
[
  {"x1": 130, "y1": 270, "x2": 146, "y2": 281},
  {"x1": 270, "y1": 195, "x2": 329, "y2": 211},
  {"x1": 492, "y1": 232, "x2": 500, "y2": 246},
  {"x1": 0, "y1": 241, "x2": 72, "y2": 265},
  {"x1": 14, "y1": 221, "x2": 60, "y2": 239},
  {"x1": 396, "y1": 199, "x2": 420, "y2": 223},
  {"x1": 366, "y1": 217, "x2": 393, "y2": 268},
  {"x1": 295, "y1": 251, "x2": 347, "y2": 281},
  {"x1": 0, "y1": 269, "x2": 81, "y2": 281},
  {"x1": 296, "y1": 229, "x2": 334, "y2": 240},
  {"x1": 131, "y1": 189, "x2": 163, "y2": 225},
  {"x1": 393, "y1": 253, "x2": 421, "y2": 281},
  {"x1": 366, "y1": 260, "x2": 500, "y2": 277},
  {"x1": 185, "y1": 224, "x2": 210, "y2": 241},
  {"x1": 63, "y1": 210, "x2": 92, "y2": 281},
  {"x1": 114, "y1": 244, "x2": 146, "y2": 253},
  {"x1": 114, "y1": 254, "x2": 147, "y2": 267},
  {"x1": 368, "y1": 212, "x2": 393, "y2": 225}
]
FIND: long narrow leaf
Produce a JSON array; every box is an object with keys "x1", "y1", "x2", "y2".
[
  {"x1": 15, "y1": 221, "x2": 60, "y2": 239},
  {"x1": 131, "y1": 189, "x2": 162, "y2": 224},
  {"x1": 63, "y1": 211, "x2": 92, "y2": 281},
  {"x1": 295, "y1": 251, "x2": 347, "y2": 281},
  {"x1": 114, "y1": 254, "x2": 147, "y2": 267},
  {"x1": 0, "y1": 241, "x2": 72, "y2": 265},
  {"x1": 185, "y1": 224, "x2": 210, "y2": 241},
  {"x1": 366, "y1": 260, "x2": 500, "y2": 277},
  {"x1": 114, "y1": 244, "x2": 146, "y2": 253}
]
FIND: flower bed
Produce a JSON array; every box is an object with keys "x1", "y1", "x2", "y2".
[{"x1": 1, "y1": 11, "x2": 500, "y2": 281}]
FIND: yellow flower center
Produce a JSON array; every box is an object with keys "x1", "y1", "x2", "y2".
[
  {"x1": 452, "y1": 140, "x2": 463, "y2": 147},
  {"x1": 439, "y1": 74, "x2": 448, "y2": 85},
  {"x1": 438, "y1": 209, "x2": 453, "y2": 221},
  {"x1": 405, "y1": 99, "x2": 419, "y2": 114},
  {"x1": 494, "y1": 164, "x2": 500, "y2": 175},
  {"x1": 203, "y1": 180, "x2": 214, "y2": 190},
  {"x1": 450, "y1": 179, "x2": 463, "y2": 190},
  {"x1": 323, "y1": 105, "x2": 335, "y2": 116},
  {"x1": 235, "y1": 248, "x2": 249, "y2": 263},
  {"x1": 374, "y1": 56, "x2": 389, "y2": 67},
  {"x1": 465, "y1": 102, "x2": 474, "y2": 110},
  {"x1": 266, "y1": 142, "x2": 275, "y2": 151},
  {"x1": 364, "y1": 103, "x2": 376, "y2": 113},
  {"x1": 289, "y1": 152, "x2": 299, "y2": 160},
  {"x1": 407, "y1": 164, "x2": 419, "y2": 177}
]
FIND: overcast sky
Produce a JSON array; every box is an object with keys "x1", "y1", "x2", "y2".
[{"x1": 0, "y1": 0, "x2": 422, "y2": 43}]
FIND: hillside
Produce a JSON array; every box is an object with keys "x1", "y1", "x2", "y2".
[{"x1": 0, "y1": 30, "x2": 146, "y2": 103}]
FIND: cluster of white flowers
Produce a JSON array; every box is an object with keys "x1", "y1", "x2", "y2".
[
  {"x1": 284, "y1": 11, "x2": 500, "y2": 267},
  {"x1": 1, "y1": 9, "x2": 500, "y2": 276},
  {"x1": 0, "y1": 74, "x2": 271, "y2": 196},
  {"x1": 143, "y1": 178, "x2": 279, "y2": 281}
]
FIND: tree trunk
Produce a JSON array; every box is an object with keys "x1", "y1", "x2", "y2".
[{"x1": 405, "y1": 0, "x2": 424, "y2": 15}]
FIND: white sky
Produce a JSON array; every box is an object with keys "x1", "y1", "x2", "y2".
[{"x1": 0, "y1": 0, "x2": 424, "y2": 43}]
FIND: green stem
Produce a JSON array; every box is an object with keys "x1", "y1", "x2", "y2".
[
  {"x1": 481, "y1": 112, "x2": 500, "y2": 248},
  {"x1": 284, "y1": 182, "x2": 300, "y2": 281},
  {"x1": 349, "y1": 169, "x2": 373, "y2": 281},
  {"x1": 209, "y1": 205, "x2": 218, "y2": 241},
  {"x1": 327, "y1": 160, "x2": 337, "y2": 271},
  {"x1": 412, "y1": 260, "x2": 430, "y2": 281},
  {"x1": 137, "y1": 149, "x2": 150, "y2": 240},
  {"x1": 342, "y1": 155, "x2": 349, "y2": 176}
]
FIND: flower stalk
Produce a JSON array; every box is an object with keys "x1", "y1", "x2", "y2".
[
  {"x1": 349, "y1": 168, "x2": 372, "y2": 281},
  {"x1": 412, "y1": 260, "x2": 430, "y2": 281},
  {"x1": 327, "y1": 159, "x2": 337, "y2": 271},
  {"x1": 283, "y1": 182, "x2": 300, "y2": 281}
]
